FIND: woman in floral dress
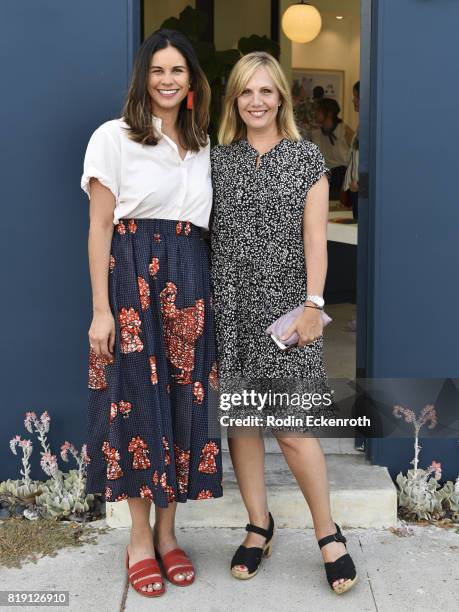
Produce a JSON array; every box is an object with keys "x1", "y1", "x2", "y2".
[
  {"x1": 210, "y1": 52, "x2": 357, "y2": 595},
  {"x1": 81, "y1": 29, "x2": 222, "y2": 597}
]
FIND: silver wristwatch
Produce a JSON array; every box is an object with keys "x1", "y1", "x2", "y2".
[{"x1": 305, "y1": 294, "x2": 325, "y2": 308}]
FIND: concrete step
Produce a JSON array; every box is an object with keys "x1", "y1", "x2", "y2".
[
  {"x1": 222, "y1": 437, "x2": 362, "y2": 455},
  {"x1": 106, "y1": 452, "x2": 397, "y2": 530}
]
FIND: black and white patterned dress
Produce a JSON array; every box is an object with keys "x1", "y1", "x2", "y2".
[{"x1": 210, "y1": 137, "x2": 331, "y2": 387}]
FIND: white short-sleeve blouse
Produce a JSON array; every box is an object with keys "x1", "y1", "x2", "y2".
[
  {"x1": 310, "y1": 122, "x2": 350, "y2": 169},
  {"x1": 81, "y1": 115, "x2": 213, "y2": 229}
]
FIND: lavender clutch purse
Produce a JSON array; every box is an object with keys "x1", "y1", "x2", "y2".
[{"x1": 265, "y1": 305, "x2": 332, "y2": 350}]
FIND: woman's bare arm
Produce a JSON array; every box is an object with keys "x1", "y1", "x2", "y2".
[
  {"x1": 87, "y1": 178, "x2": 116, "y2": 360},
  {"x1": 303, "y1": 174, "x2": 329, "y2": 299},
  {"x1": 280, "y1": 174, "x2": 329, "y2": 347}
]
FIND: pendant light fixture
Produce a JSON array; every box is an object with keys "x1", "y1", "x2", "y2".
[{"x1": 281, "y1": 2, "x2": 322, "y2": 43}]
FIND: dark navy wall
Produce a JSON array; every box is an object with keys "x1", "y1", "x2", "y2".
[
  {"x1": 366, "y1": 0, "x2": 459, "y2": 479},
  {"x1": 0, "y1": 0, "x2": 140, "y2": 481}
]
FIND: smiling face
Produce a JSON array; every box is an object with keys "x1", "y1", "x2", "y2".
[
  {"x1": 236, "y1": 66, "x2": 281, "y2": 134},
  {"x1": 314, "y1": 106, "x2": 325, "y2": 126},
  {"x1": 147, "y1": 45, "x2": 190, "y2": 114}
]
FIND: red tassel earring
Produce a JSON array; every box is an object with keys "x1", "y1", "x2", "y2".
[{"x1": 187, "y1": 90, "x2": 194, "y2": 110}]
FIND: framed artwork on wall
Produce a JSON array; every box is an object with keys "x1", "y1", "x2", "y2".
[
  {"x1": 291, "y1": 68, "x2": 345, "y2": 108},
  {"x1": 291, "y1": 68, "x2": 345, "y2": 137}
]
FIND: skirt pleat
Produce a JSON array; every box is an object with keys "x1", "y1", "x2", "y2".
[{"x1": 85, "y1": 219, "x2": 223, "y2": 507}]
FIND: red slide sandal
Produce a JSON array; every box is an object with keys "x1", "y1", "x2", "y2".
[
  {"x1": 125, "y1": 547, "x2": 165, "y2": 597},
  {"x1": 156, "y1": 547, "x2": 195, "y2": 586}
]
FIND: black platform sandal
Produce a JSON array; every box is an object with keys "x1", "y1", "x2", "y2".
[
  {"x1": 230, "y1": 513, "x2": 275, "y2": 580},
  {"x1": 317, "y1": 523, "x2": 357, "y2": 594}
]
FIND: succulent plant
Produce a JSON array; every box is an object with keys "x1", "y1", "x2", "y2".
[
  {"x1": 35, "y1": 491, "x2": 90, "y2": 518},
  {"x1": 391, "y1": 404, "x2": 454, "y2": 522},
  {"x1": 35, "y1": 472, "x2": 94, "y2": 519},
  {"x1": 396, "y1": 468, "x2": 448, "y2": 520},
  {"x1": 442, "y1": 477, "x2": 459, "y2": 519},
  {"x1": 0, "y1": 479, "x2": 43, "y2": 504},
  {"x1": 3, "y1": 411, "x2": 96, "y2": 521},
  {"x1": 393, "y1": 404, "x2": 437, "y2": 472}
]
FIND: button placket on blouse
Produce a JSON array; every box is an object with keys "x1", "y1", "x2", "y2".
[
  {"x1": 161, "y1": 134, "x2": 192, "y2": 221},
  {"x1": 82, "y1": 116, "x2": 212, "y2": 229},
  {"x1": 178, "y1": 164, "x2": 189, "y2": 220}
]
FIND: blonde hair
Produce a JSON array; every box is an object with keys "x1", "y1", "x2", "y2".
[{"x1": 218, "y1": 51, "x2": 301, "y2": 145}]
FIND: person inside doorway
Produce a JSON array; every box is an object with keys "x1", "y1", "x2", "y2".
[
  {"x1": 312, "y1": 85, "x2": 325, "y2": 102},
  {"x1": 343, "y1": 81, "x2": 360, "y2": 221},
  {"x1": 294, "y1": 84, "x2": 325, "y2": 140},
  {"x1": 344, "y1": 81, "x2": 360, "y2": 333},
  {"x1": 310, "y1": 98, "x2": 354, "y2": 200}
]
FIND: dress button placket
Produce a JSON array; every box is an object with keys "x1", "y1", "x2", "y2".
[{"x1": 252, "y1": 153, "x2": 263, "y2": 261}]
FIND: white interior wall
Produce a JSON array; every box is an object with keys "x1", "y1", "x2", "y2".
[
  {"x1": 143, "y1": 0, "x2": 195, "y2": 37},
  {"x1": 283, "y1": 0, "x2": 360, "y2": 128},
  {"x1": 214, "y1": 0, "x2": 270, "y2": 50}
]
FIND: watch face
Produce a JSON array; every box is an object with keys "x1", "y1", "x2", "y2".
[{"x1": 307, "y1": 296, "x2": 324, "y2": 307}]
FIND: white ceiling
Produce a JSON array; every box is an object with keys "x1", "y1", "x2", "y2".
[{"x1": 308, "y1": 0, "x2": 360, "y2": 18}]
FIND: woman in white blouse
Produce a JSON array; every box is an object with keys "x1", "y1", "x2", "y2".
[{"x1": 81, "y1": 29, "x2": 222, "y2": 598}]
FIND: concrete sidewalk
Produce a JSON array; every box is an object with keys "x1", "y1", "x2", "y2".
[{"x1": 2, "y1": 521, "x2": 458, "y2": 612}]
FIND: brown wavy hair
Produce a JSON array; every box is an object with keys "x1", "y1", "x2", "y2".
[{"x1": 122, "y1": 29, "x2": 210, "y2": 151}]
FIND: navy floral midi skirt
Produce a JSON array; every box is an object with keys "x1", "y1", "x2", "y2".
[{"x1": 85, "y1": 218, "x2": 223, "y2": 507}]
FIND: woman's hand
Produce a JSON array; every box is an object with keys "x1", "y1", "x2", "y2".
[
  {"x1": 88, "y1": 309, "x2": 115, "y2": 361},
  {"x1": 87, "y1": 178, "x2": 116, "y2": 362},
  {"x1": 280, "y1": 307, "x2": 323, "y2": 348}
]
